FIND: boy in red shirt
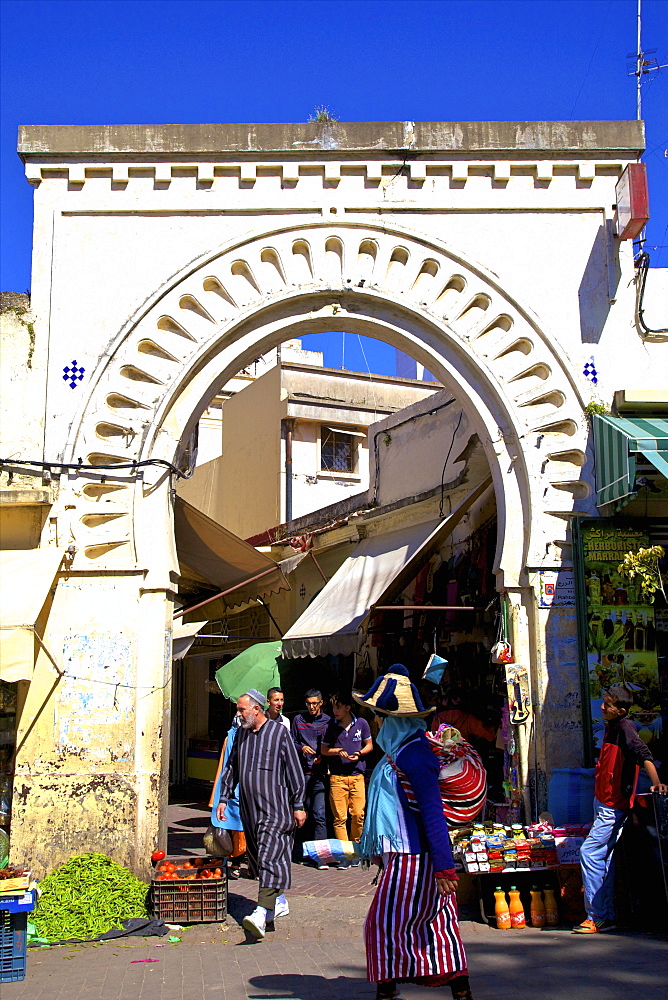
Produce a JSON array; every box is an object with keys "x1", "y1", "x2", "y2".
[{"x1": 574, "y1": 685, "x2": 667, "y2": 934}]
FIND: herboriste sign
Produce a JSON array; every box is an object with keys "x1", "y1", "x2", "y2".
[{"x1": 579, "y1": 521, "x2": 661, "y2": 757}]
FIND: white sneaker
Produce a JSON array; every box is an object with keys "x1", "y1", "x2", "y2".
[
  {"x1": 243, "y1": 906, "x2": 266, "y2": 939},
  {"x1": 274, "y1": 896, "x2": 290, "y2": 919}
]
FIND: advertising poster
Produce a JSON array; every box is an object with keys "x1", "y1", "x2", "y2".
[{"x1": 581, "y1": 522, "x2": 662, "y2": 756}]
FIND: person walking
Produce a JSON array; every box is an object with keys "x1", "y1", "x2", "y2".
[
  {"x1": 217, "y1": 689, "x2": 306, "y2": 940},
  {"x1": 291, "y1": 688, "x2": 331, "y2": 863},
  {"x1": 355, "y1": 664, "x2": 473, "y2": 1000},
  {"x1": 321, "y1": 690, "x2": 372, "y2": 864},
  {"x1": 573, "y1": 684, "x2": 667, "y2": 934},
  {"x1": 209, "y1": 715, "x2": 246, "y2": 878},
  {"x1": 266, "y1": 686, "x2": 291, "y2": 731}
]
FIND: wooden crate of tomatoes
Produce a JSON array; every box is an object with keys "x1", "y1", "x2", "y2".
[{"x1": 151, "y1": 857, "x2": 227, "y2": 923}]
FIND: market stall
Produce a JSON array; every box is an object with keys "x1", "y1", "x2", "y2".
[{"x1": 452, "y1": 819, "x2": 589, "y2": 927}]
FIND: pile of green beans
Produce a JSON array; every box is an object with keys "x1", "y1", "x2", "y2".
[{"x1": 34, "y1": 852, "x2": 149, "y2": 941}]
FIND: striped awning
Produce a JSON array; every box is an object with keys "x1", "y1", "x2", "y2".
[{"x1": 593, "y1": 414, "x2": 668, "y2": 508}]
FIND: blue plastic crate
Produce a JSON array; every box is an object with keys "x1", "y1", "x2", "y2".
[
  {"x1": 0, "y1": 910, "x2": 27, "y2": 983},
  {"x1": 0, "y1": 890, "x2": 36, "y2": 913}
]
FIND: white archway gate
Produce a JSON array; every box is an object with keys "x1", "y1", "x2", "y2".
[
  {"x1": 16, "y1": 221, "x2": 591, "y2": 873},
  {"x1": 66, "y1": 220, "x2": 588, "y2": 582}
]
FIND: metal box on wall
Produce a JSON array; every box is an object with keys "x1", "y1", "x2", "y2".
[{"x1": 615, "y1": 163, "x2": 650, "y2": 240}]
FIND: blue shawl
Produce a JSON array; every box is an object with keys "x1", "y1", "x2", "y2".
[
  {"x1": 211, "y1": 720, "x2": 243, "y2": 830},
  {"x1": 357, "y1": 716, "x2": 427, "y2": 858}
]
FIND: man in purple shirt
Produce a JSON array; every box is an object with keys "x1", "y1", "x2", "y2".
[
  {"x1": 291, "y1": 689, "x2": 331, "y2": 864},
  {"x1": 321, "y1": 691, "x2": 373, "y2": 864}
]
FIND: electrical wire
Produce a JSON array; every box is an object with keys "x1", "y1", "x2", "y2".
[
  {"x1": 371, "y1": 396, "x2": 457, "y2": 504},
  {"x1": 634, "y1": 250, "x2": 668, "y2": 335},
  {"x1": 569, "y1": 0, "x2": 612, "y2": 116},
  {"x1": 439, "y1": 411, "x2": 464, "y2": 518},
  {"x1": 356, "y1": 334, "x2": 379, "y2": 421},
  {"x1": 0, "y1": 455, "x2": 195, "y2": 479}
]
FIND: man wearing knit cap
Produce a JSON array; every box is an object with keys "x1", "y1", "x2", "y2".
[{"x1": 218, "y1": 689, "x2": 306, "y2": 940}]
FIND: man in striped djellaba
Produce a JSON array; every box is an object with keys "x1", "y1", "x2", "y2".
[
  {"x1": 218, "y1": 689, "x2": 306, "y2": 940},
  {"x1": 355, "y1": 664, "x2": 474, "y2": 1000}
]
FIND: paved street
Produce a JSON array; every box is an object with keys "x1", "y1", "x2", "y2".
[{"x1": 4, "y1": 798, "x2": 666, "y2": 1000}]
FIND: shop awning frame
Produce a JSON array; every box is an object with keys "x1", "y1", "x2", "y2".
[
  {"x1": 173, "y1": 497, "x2": 289, "y2": 618},
  {"x1": 0, "y1": 548, "x2": 65, "y2": 683},
  {"x1": 593, "y1": 414, "x2": 668, "y2": 509},
  {"x1": 172, "y1": 620, "x2": 210, "y2": 660},
  {"x1": 281, "y1": 476, "x2": 492, "y2": 659}
]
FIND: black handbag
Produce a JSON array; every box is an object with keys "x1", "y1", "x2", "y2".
[{"x1": 203, "y1": 824, "x2": 234, "y2": 857}]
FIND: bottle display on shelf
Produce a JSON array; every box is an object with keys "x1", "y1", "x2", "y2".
[
  {"x1": 494, "y1": 888, "x2": 511, "y2": 929},
  {"x1": 508, "y1": 887, "x2": 526, "y2": 928},
  {"x1": 543, "y1": 887, "x2": 559, "y2": 926},
  {"x1": 529, "y1": 887, "x2": 545, "y2": 928}
]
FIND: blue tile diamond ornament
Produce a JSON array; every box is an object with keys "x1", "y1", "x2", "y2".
[
  {"x1": 63, "y1": 360, "x2": 85, "y2": 388},
  {"x1": 583, "y1": 355, "x2": 598, "y2": 385}
]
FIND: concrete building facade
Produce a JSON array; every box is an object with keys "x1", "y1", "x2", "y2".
[
  {"x1": 2, "y1": 119, "x2": 666, "y2": 874},
  {"x1": 181, "y1": 354, "x2": 438, "y2": 538}
]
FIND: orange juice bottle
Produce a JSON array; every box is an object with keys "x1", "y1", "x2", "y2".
[
  {"x1": 508, "y1": 887, "x2": 526, "y2": 928},
  {"x1": 543, "y1": 888, "x2": 558, "y2": 926},
  {"x1": 530, "y1": 887, "x2": 545, "y2": 928},
  {"x1": 494, "y1": 888, "x2": 511, "y2": 929}
]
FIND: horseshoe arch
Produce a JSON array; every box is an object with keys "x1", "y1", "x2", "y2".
[{"x1": 62, "y1": 219, "x2": 590, "y2": 590}]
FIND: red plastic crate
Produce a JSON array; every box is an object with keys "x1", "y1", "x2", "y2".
[{"x1": 150, "y1": 858, "x2": 227, "y2": 923}]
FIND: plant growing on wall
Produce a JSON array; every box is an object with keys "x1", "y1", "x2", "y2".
[
  {"x1": 583, "y1": 400, "x2": 609, "y2": 418},
  {"x1": 617, "y1": 545, "x2": 666, "y2": 604},
  {"x1": 308, "y1": 105, "x2": 338, "y2": 123}
]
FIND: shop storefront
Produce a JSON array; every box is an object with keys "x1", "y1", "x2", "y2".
[
  {"x1": 574, "y1": 519, "x2": 666, "y2": 768},
  {"x1": 281, "y1": 475, "x2": 530, "y2": 823},
  {"x1": 574, "y1": 410, "x2": 668, "y2": 767},
  {"x1": 169, "y1": 500, "x2": 289, "y2": 788}
]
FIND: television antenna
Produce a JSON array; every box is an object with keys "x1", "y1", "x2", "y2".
[{"x1": 627, "y1": 0, "x2": 667, "y2": 120}]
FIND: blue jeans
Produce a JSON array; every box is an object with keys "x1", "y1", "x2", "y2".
[
  {"x1": 293, "y1": 773, "x2": 329, "y2": 861},
  {"x1": 579, "y1": 796, "x2": 627, "y2": 920},
  {"x1": 304, "y1": 774, "x2": 328, "y2": 841}
]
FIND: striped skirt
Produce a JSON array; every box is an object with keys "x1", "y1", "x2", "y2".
[{"x1": 364, "y1": 853, "x2": 467, "y2": 985}]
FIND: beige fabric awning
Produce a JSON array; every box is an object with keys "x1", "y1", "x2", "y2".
[
  {"x1": 172, "y1": 620, "x2": 209, "y2": 661},
  {"x1": 0, "y1": 548, "x2": 65, "y2": 682},
  {"x1": 281, "y1": 477, "x2": 492, "y2": 659},
  {"x1": 174, "y1": 497, "x2": 289, "y2": 610}
]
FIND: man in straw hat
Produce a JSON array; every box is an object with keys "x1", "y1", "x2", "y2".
[
  {"x1": 218, "y1": 689, "x2": 306, "y2": 940},
  {"x1": 355, "y1": 663, "x2": 474, "y2": 1000}
]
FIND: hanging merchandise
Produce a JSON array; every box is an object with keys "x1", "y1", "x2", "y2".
[
  {"x1": 505, "y1": 663, "x2": 531, "y2": 726},
  {"x1": 425, "y1": 724, "x2": 488, "y2": 825},
  {"x1": 490, "y1": 598, "x2": 514, "y2": 663},
  {"x1": 491, "y1": 640, "x2": 514, "y2": 664}
]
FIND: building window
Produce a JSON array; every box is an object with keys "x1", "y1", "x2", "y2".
[{"x1": 321, "y1": 428, "x2": 356, "y2": 474}]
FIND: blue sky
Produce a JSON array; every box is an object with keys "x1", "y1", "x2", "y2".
[{"x1": 1, "y1": 0, "x2": 666, "y2": 376}]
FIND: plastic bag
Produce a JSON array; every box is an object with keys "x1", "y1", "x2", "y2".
[
  {"x1": 302, "y1": 839, "x2": 359, "y2": 866},
  {"x1": 202, "y1": 824, "x2": 234, "y2": 857}
]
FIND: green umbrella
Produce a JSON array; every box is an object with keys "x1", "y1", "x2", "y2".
[{"x1": 214, "y1": 640, "x2": 283, "y2": 703}]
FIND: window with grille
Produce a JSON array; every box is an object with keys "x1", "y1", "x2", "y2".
[{"x1": 321, "y1": 428, "x2": 356, "y2": 474}]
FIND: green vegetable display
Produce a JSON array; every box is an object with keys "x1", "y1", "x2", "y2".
[{"x1": 34, "y1": 852, "x2": 149, "y2": 941}]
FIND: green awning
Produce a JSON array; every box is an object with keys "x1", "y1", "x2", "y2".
[
  {"x1": 593, "y1": 414, "x2": 668, "y2": 508},
  {"x1": 214, "y1": 640, "x2": 282, "y2": 703}
]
